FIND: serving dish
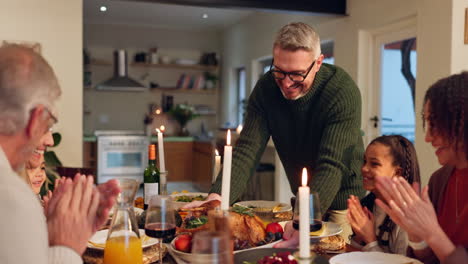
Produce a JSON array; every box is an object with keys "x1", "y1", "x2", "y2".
[{"x1": 234, "y1": 200, "x2": 293, "y2": 222}]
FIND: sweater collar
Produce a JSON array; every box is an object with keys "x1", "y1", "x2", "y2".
[{"x1": 287, "y1": 64, "x2": 334, "y2": 109}]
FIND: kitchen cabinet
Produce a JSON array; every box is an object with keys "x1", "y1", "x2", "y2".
[
  {"x1": 192, "y1": 141, "x2": 215, "y2": 192},
  {"x1": 161, "y1": 141, "x2": 194, "y2": 181},
  {"x1": 83, "y1": 141, "x2": 97, "y2": 172},
  {"x1": 83, "y1": 139, "x2": 214, "y2": 189}
]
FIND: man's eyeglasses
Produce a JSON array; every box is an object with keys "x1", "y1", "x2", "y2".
[
  {"x1": 44, "y1": 107, "x2": 58, "y2": 132},
  {"x1": 269, "y1": 59, "x2": 316, "y2": 82}
]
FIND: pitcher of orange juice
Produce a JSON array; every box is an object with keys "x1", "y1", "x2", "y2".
[{"x1": 104, "y1": 179, "x2": 143, "y2": 264}]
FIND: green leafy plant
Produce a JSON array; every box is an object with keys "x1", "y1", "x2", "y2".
[
  {"x1": 41, "y1": 132, "x2": 62, "y2": 195},
  {"x1": 203, "y1": 72, "x2": 218, "y2": 83},
  {"x1": 168, "y1": 104, "x2": 199, "y2": 135}
]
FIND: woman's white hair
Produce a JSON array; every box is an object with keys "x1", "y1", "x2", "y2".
[
  {"x1": 0, "y1": 44, "x2": 61, "y2": 135},
  {"x1": 274, "y1": 22, "x2": 321, "y2": 57}
]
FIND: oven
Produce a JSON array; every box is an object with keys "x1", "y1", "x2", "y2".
[{"x1": 96, "y1": 131, "x2": 148, "y2": 184}]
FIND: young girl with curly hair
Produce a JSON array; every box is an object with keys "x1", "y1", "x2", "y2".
[{"x1": 347, "y1": 135, "x2": 420, "y2": 254}]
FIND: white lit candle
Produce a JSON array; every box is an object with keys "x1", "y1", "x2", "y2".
[
  {"x1": 156, "y1": 128, "x2": 166, "y2": 172},
  {"x1": 299, "y1": 168, "x2": 310, "y2": 259},
  {"x1": 220, "y1": 130, "x2": 232, "y2": 211},
  {"x1": 212, "y1": 149, "x2": 221, "y2": 183}
]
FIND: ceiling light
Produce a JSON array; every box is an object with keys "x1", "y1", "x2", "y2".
[
  {"x1": 202, "y1": 14, "x2": 208, "y2": 19},
  {"x1": 100, "y1": 6, "x2": 107, "y2": 12}
]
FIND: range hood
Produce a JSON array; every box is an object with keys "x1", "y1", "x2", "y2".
[{"x1": 96, "y1": 50, "x2": 146, "y2": 92}]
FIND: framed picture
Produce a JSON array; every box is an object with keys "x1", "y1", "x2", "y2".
[{"x1": 1, "y1": 40, "x2": 41, "y2": 54}]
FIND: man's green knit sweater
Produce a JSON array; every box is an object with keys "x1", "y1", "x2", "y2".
[{"x1": 211, "y1": 64, "x2": 365, "y2": 212}]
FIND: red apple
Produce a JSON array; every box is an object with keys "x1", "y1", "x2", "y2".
[
  {"x1": 266, "y1": 222, "x2": 284, "y2": 234},
  {"x1": 174, "y1": 234, "x2": 192, "y2": 253}
]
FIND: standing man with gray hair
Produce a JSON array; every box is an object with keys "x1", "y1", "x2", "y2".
[
  {"x1": 199, "y1": 22, "x2": 365, "y2": 244},
  {"x1": 0, "y1": 44, "x2": 119, "y2": 263}
]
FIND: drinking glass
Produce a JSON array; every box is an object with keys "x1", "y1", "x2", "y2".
[
  {"x1": 191, "y1": 230, "x2": 233, "y2": 264},
  {"x1": 292, "y1": 191, "x2": 323, "y2": 237},
  {"x1": 145, "y1": 195, "x2": 176, "y2": 262},
  {"x1": 104, "y1": 178, "x2": 142, "y2": 264}
]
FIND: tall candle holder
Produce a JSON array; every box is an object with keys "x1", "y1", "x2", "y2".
[{"x1": 160, "y1": 171, "x2": 168, "y2": 195}]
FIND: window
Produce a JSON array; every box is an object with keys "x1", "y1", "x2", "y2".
[
  {"x1": 321, "y1": 41, "x2": 334, "y2": 65},
  {"x1": 261, "y1": 58, "x2": 272, "y2": 74},
  {"x1": 236, "y1": 67, "x2": 246, "y2": 125}
]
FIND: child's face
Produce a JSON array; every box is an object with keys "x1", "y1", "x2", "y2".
[
  {"x1": 27, "y1": 161, "x2": 46, "y2": 194},
  {"x1": 361, "y1": 142, "x2": 400, "y2": 192}
]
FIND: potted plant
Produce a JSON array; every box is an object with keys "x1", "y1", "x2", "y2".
[
  {"x1": 168, "y1": 104, "x2": 199, "y2": 136},
  {"x1": 42, "y1": 132, "x2": 62, "y2": 195},
  {"x1": 204, "y1": 72, "x2": 218, "y2": 90}
]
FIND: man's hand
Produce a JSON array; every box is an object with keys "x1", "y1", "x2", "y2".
[
  {"x1": 181, "y1": 193, "x2": 221, "y2": 209},
  {"x1": 46, "y1": 175, "x2": 100, "y2": 255},
  {"x1": 274, "y1": 221, "x2": 299, "y2": 248},
  {"x1": 45, "y1": 176, "x2": 120, "y2": 232},
  {"x1": 42, "y1": 190, "x2": 53, "y2": 214},
  {"x1": 347, "y1": 195, "x2": 376, "y2": 244},
  {"x1": 95, "y1": 179, "x2": 120, "y2": 232}
]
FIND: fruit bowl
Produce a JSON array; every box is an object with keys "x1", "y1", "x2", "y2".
[{"x1": 169, "y1": 237, "x2": 283, "y2": 263}]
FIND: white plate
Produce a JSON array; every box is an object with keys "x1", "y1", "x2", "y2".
[
  {"x1": 329, "y1": 252, "x2": 423, "y2": 264},
  {"x1": 277, "y1": 221, "x2": 343, "y2": 240},
  {"x1": 88, "y1": 229, "x2": 158, "y2": 250},
  {"x1": 310, "y1": 221, "x2": 343, "y2": 240},
  {"x1": 169, "y1": 238, "x2": 282, "y2": 263}
]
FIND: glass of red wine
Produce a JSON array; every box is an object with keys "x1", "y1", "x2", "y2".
[
  {"x1": 145, "y1": 195, "x2": 176, "y2": 262},
  {"x1": 292, "y1": 191, "x2": 323, "y2": 239}
]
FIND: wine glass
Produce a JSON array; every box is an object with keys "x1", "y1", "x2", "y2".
[
  {"x1": 145, "y1": 195, "x2": 176, "y2": 262},
  {"x1": 191, "y1": 230, "x2": 233, "y2": 264},
  {"x1": 292, "y1": 191, "x2": 323, "y2": 239}
]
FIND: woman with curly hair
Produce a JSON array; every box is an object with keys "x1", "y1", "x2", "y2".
[
  {"x1": 347, "y1": 135, "x2": 420, "y2": 255},
  {"x1": 376, "y1": 72, "x2": 467, "y2": 264}
]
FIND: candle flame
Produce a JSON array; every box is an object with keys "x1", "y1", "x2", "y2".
[
  {"x1": 160, "y1": 125, "x2": 165, "y2": 132},
  {"x1": 155, "y1": 109, "x2": 161, "y2": 115},
  {"x1": 301, "y1": 168, "x2": 308, "y2": 186},
  {"x1": 227, "y1": 129, "x2": 231, "y2": 146},
  {"x1": 215, "y1": 149, "x2": 219, "y2": 156}
]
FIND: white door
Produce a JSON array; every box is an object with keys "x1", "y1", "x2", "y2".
[{"x1": 366, "y1": 22, "x2": 417, "y2": 144}]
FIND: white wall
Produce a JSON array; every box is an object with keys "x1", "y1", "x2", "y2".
[
  {"x1": 1, "y1": 0, "x2": 83, "y2": 167},
  {"x1": 84, "y1": 24, "x2": 222, "y2": 135}
]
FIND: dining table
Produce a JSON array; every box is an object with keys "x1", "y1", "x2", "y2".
[{"x1": 157, "y1": 244, "x2": 360, "y2": 264}]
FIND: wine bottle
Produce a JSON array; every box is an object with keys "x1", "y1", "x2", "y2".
[{"x1": 144, "y1": 144, "x2": 160, "y2": 209}]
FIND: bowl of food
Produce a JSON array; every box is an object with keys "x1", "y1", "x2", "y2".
[
  {"x1": 233, "y1": 200, "x2": 293, "y2": 223},
  {"x1": 170, "y1": 192, "x2": 208, "y2": 209}
]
